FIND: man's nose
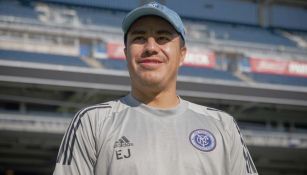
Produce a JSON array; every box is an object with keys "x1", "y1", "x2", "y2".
[{"x1": 144, "y1": 37, "x2": 158, "y2": 52}]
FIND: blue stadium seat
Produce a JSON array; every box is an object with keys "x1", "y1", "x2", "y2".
[
  {"x1": 202, "y1": 22, "x2": 297, "y2": 47},
  {"x1": 0, "y1": 49, "x2": 89, "y2": 67},
  {"x1": 271, "y1": 5, "x2": 307, "y2": 31},
  {"x1": 244, "y1": 72, "x2": 307, "y2": 87},
  {"x1": 76, "y1": 7, "x2": 123, "y2": 27},
  {"x1": 100, "y1": 59, "x2": 128, "y2": 70},
  {"x1": 0, "y1": 0, "x2": 38, "y2": 20},
  {"x1": 179, "y1": 66, "x2": 241, "y2": 81}
]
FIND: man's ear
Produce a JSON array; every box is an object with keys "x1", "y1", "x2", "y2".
[
  {"x1": 179, "y1": 46, "x2": 187, "y2": 66},
  {"x1": 124, "y1": 47, "x2": 127, "y2": 58}
]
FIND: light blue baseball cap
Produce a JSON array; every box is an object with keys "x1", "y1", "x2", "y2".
[{"x1": 122, "y1": 2, "x2": 186, "y2": 43}]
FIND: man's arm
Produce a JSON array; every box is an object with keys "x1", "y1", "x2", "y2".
[
  {"x1": 53, "y1": 105, "x2": 105, "y2": 175},
  {"x1": 229, "y1": 118, "x2": 258, "y2": 175}
]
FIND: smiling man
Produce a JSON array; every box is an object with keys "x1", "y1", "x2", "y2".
[
  {"x1": 53, "y1": 2, "x2": 258, "y2": 175},
  {"x1": 124, "y1": 15, "x2": 186, "y2": 108}
]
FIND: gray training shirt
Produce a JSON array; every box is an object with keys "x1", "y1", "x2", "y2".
[{"x1": 54, "y1": 94, "x2": 258, "y2": 175}]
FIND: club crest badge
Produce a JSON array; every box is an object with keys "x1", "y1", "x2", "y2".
[{"x1": 189, "y1": 129, "x2": 216, "y2": 152}]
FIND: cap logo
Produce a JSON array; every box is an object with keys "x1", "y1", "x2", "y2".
[
  {"x1": 189, "y1": 129, "x2": 216, "y2": 152},
  {"x1": 148, "y1": 2, "x2": 160, "y2": 8}
]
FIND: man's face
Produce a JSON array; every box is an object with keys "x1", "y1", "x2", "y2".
[{"x1": 124, "y1": 16, "x2": 186, "y2": 92}]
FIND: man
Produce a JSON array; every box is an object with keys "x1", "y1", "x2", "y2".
[{"x1": 54, "y1": 2, "x2": 258, "y2": 175}]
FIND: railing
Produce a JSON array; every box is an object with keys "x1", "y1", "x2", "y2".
[
  {"x1": 0, "y1": 113, "x2": 71, "y2": 134},
  {"x1": 243, "y1": 129, "x2": 307, "y2": 148}
]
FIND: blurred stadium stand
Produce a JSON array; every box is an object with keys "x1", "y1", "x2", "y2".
[
  {"x1": 0, "y1": 0, "x2": 39, "y2": 20},
  {"x1": 179, "y1": 66, "x2": 241, "y2": 81},
  {"x1": 244, "y1": 72, "x2": 307, "y2": 87},
  {"x1": 0, "y1": 0, "x2": 307, "y2": 175},
  {"x1": 0, "y1": 49, "x2": 88, "y2": 67}
]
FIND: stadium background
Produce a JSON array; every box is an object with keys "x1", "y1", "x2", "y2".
[{"x1": 0, "y1": 0, "x2": 307, "y2": 174}]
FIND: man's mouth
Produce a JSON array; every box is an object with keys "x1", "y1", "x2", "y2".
[{"x1": 138, "y1": 59, "x2": 163, "y2": 64}]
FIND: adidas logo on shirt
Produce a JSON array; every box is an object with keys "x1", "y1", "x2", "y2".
[
  {"x1": 114, "y1": 136, "x2": 134, "y2": 148},
  {"x1": 114, "y1": 136, "x2": 133, "y2": 160}
]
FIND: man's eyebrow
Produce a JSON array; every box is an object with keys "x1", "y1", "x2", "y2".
[
  {"x1": 129, "y1": 30, "x2": 146, "y2": 35},
  {"x1": 129, "y1": 30, "x2": 175, "y2": 36},
  {"x1": 157, "y1": 30, "x2": 174, "y2": 35}
]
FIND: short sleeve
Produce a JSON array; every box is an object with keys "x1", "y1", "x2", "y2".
[
  {"x1": 53, "y1": 108, "x2": 99, "y2": 175},
  {"x1": 229, "y1": 118, "x2": 258, "y2": 175}
]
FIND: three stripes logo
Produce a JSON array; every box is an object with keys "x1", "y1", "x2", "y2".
[
  {"x1": 114, "y1": 136, "x2": 133, "y2": 160},
  {"x1": 114, "y1": 136, "x2": 133, "y2": 148},
  {"x1": 56, "y1": 103, "x2": 111, "y2": 165},
  {"x1": 233, "y1": 119, "x2": 258, "y2": 174}
]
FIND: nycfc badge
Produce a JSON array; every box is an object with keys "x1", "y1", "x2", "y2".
[{"x1": 189, "y1": 129, "x2": 216, "y2": 152}]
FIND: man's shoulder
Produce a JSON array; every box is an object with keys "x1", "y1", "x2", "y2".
[
  {"x1": 186, "y1": 101, "x2": 236, "y2": 136},
  {"x1": 76, "y1": 97, "x2": 129, "y2": 118},
  {"x1": 186, "y1": 100, "x2": 234, "y2": 122}
]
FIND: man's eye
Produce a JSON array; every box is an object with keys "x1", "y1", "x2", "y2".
[
  {"x1": 133, "y1": 36, "x2": 145, "y2": 41},
  {"x1": 157, "y1": 36, "x2": 170, "y2": 44},
  {"x1": 157, "y1": 36, "x2": 169, "y2": 41}
]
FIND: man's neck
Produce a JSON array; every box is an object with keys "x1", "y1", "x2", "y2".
[{"x1": 131, "y1": 88, "x2": 179, "y2": 109}]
